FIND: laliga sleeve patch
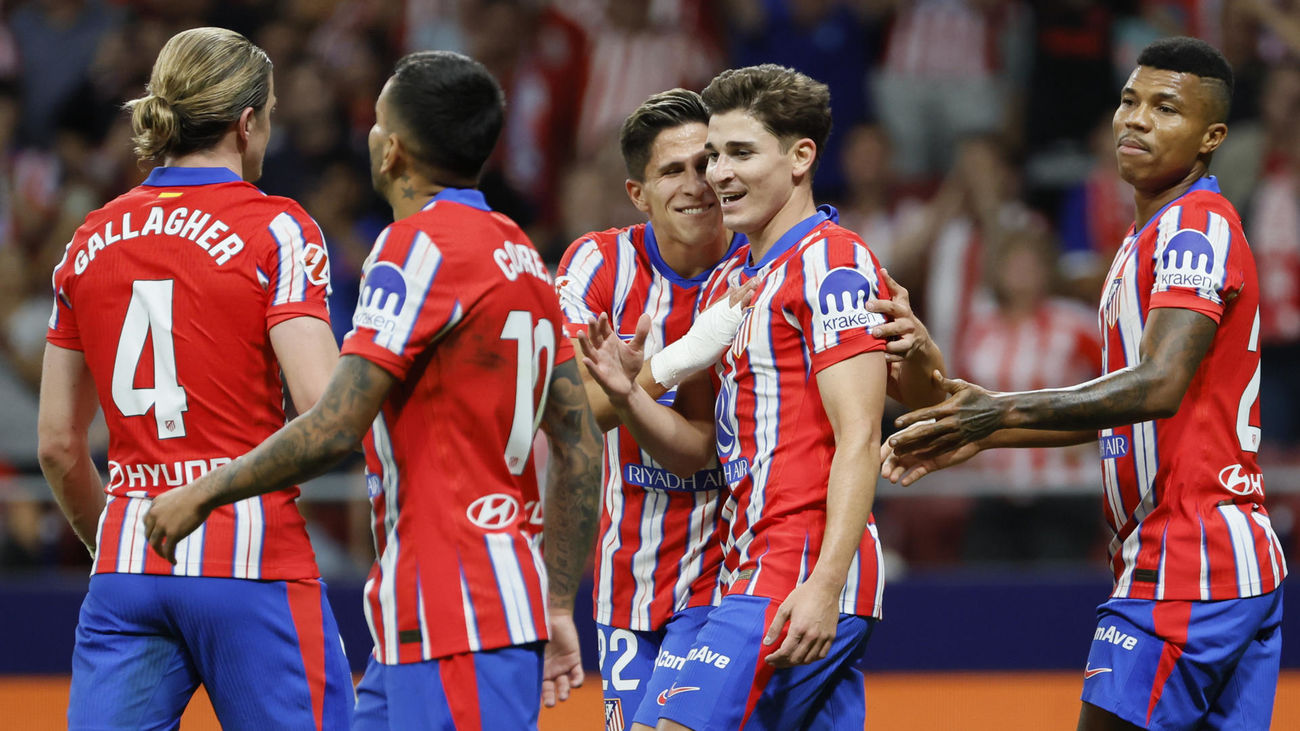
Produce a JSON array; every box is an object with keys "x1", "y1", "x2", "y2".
[
  {"x1": 353, "y1": 261, "x2": 409, "y2": 333},
  {"x1": 815, "y1": 267, "x2": 885, "y2": 336},
  {"x1": 302, "y1": 242, "x2": 331, "y2": 286},
  {"x1": 1154, "y1": 228, "x2": 1226, "y2": 299}
]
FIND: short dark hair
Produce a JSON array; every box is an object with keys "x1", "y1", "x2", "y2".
[
  {"x1": 619, "y1": 89, "x2": 709, "y2": 181},
  {"x1": 701, "y1": 64, "x2": 832, "y2": 175},
  {"x1": 1136, "y1": 36, "x2": 1233, "y2": 122},
  {"x1": 387, "y1": 51, "x2": 505, "y2": 181}
]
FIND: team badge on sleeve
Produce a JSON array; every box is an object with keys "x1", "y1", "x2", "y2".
[
  {"x1": 815, "y1": 267, "x2": 884, "y2": 336},
  {"x1": 354, "y1": 262, "x2": 408, "y2": 333},
  {"x1": 302, "y1": 242, "x2": 331, "y2": 287}
]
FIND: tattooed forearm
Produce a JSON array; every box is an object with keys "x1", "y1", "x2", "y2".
[
  {"x1": 194, "y1": 355, "x2": 393, "y2": 510},
  {"x1": 1002, "y1": 307, "x2": 1217, "y2": 432},
  {"x1": 540, "y1": 360, "x2": 603, "y2": 611}
]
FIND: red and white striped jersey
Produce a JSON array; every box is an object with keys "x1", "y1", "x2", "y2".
[
  {"x1": 701, "y1": 207, "x2": 888, "y2": 618},
  {"x1": 341, "y1": 188, "x2": 572, "y2": 664},
  {"x1": 958, "y1": 298, "x2": 1103, "y2": 491},
  {"x1": 46, "y1": 166, "x2": 331, "y2": 580},
  {"x1": 1097, "y1": 177, "x2": 1286, "y2": 601},
  {"x1": 556, "y1": 223, "x2": 740, "y2": 631}
]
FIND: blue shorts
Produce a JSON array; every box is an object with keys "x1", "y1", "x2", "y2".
[
  {"x1": 598, "y1": 606, "x2": 711, "y2": 730},
  {"x1": 1081, "y1": 589, "x2": 1283, "y2": 729},
  {"x1": 353, "y1": 642, "x2": 543, "y2": 730},
  {"x1": 68, "y1": 573, "x2": 352, "y2": 731},
  {"x1": 658, "y1": 595, "x2": 874, "y2": 731}
]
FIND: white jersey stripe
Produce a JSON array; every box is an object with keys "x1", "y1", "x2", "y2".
[
  {"x1": 1218, "y1": 505, "x2": 1262, "y2": 595},
  {"x1": 486, "y1": 532, "x2": 535, "y2": 644},
  {"x1": 270, "y1": 211, "x2": 308, "y2": 305},
  {"x1": 629, "y1": 481, "x2": 667, "y2": 627},
  {"x1": 118, "y1": 497, "x2": 148, "y2": 573},
  {"x1": 372, "y1": 413, "x2": 401, "y2": 664},
  {"x1": 417, "y1": 580, "x2": 432, "y2": 660},
  {"x1": 460, "y1": 570, "x2": 482, "y2": 652},
  {"x1": 611, "y1": 231, "x2": 637, "y2": 325},
  {"x1": 1250, "y1": 512, "x2": 1282, "y2": 591},
  {"x1": 595, "y1": 436, "x2": 623, "y2": 626},
  {"x1": 1199, "y1": 520, "x2": 1211, "y2": 600}
]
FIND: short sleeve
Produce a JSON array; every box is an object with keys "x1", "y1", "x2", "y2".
[
  {"x1": 787, "y1": 234, "x2": 889, "y2": 374},
  {"x1": 1148, "y1": 208, "x2": 1242, "y2": 324},
  {"x1": 340, "y1": 222, "x2": 462, "y2": 380},
  {"x1": 259, "y1": 202, "x2": 333, "y2": 330},
  {"x1": 554, "y1": 235, "x2": 609, "y2": 338},
  {"x1": 46, "y1": 241, "x2": 81, "y2": 349}
]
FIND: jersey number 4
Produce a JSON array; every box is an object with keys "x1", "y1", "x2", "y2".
[
  {"x1": 112, "y1": 280, "x2": 188, "y2": 440},
  {"x1": 501, "y1": 310, "x2": 556, "y2": 475}
]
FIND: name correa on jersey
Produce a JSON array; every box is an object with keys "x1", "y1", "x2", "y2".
[{"x1": 341, "y1": 187, "x2": 571, "y2": 664}]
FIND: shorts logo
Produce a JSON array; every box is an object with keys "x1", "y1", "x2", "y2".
[
  {"x1": 657, "y1": 685, "x2": 701, "y2": 705},
  {"x1": 302, "y1": 242, "x2": 331, "y2": 286},
  {"x1": 1157, "y1": 229, "x2": 1217, "y2": 290},
  {"x1": 365, "y1": 473, "x2": 383, "y2": 498},
  {"x1": 1218, "y1": 464, "x2": 1264, "y2": 497},
  {"x1": 354, "y1": 262, "x2": 408, "y2": 332},
  {"x1": 1083, "y1": 664, "x2": 1112, "y2": 679},
  {"x1": 816, "y1": 267, "x2": 883, "y2": 335},
  {"x1": 1093, "y1": 625, "x2": 1138, "y2": 651},
  {"x1": 604, "y1": 698, "x2": 625, "y2": 731},
  {"x1": 466, "y1": 493, "x2": 520, "y2": 530},
  {"x1": 685, "y1": 644, "x2": 731, "y2": 669}
]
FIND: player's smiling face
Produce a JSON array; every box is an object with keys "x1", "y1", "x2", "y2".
[
  {"x1": 1112, "y1": 66, "x2": 1223, "y2": 192},
  {"x1": 628, "y1": 122, "x2": 721, "y2": 248},
  {"x1": 705, "y1": 111, "x2": 802, "y2": 239}
]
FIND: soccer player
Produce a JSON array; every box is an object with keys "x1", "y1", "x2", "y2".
[
  {"x1": 37, "y1": 27, "x2": 353, "y2": 729},
  {"x1": 886, "y1": 37, "x2": 1287, "y2": 730},
  {"x1": 143, "y1": 51, "x2": 604, "y2": 730},
  {"x1": 555, "y1": 88, "x2": 742, "y2": 731},
  {"x1": 581, "y1": 64, "x2": 941, "y2": 730}
]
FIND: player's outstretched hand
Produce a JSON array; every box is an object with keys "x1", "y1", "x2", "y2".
[
  {"x1": 866, "y1": 268, "x2": 929, "y2": 364},
  {"x1": 881, "y1": 424, "x2": 982, "y2": 486},
  {"x1": 542, "y1": 610, "x2": 584, "y2": 708},
  {"x1": 762, "y1": 578, "x2": 840, "y2": 668},
  {"x1": 890, "y1": 371, "x2": 1003, "y2": 460},
  {"x1": 143, "y1": 482, "x2": 214, "y2": 564},
  {"x1": 577, "y1": 312, "x2": 648, "y2": 403}
]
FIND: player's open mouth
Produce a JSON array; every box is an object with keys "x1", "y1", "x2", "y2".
[{"x1": 719, "y1": 192, "x2": 746, "y2": 205}]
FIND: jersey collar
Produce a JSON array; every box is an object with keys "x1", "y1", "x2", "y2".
[
  {"x1": 644, "y1": 222, "x2": 747, "y2": 288},
  {"x1": 421, "y1": 186, "x2": 492, "y2": 212},
  {"x1": 1132, "y1": 175, "x2": 1220, "y2": 240},
  {"x1": 743, "y1": 204, "x2": 837, "y2": 277},
  {"x1": 142, "y1": 166, "x2": 243, "y2": 187}
]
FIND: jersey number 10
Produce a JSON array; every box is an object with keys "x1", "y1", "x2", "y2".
[{"x1": 501, "y1": 310, "x2": 556, "y2": 475}]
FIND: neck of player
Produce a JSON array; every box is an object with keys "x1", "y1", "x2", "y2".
[
  {"x1": 657, "y1": 227, "x2": 732, "y2": 279},
  {"x1": 387, "y1": 172, "x2": 463, "y2": 221},
  {"x1": 1131, "y1": 160, "x2": 1210, "y2": 232},
  {"x1": 165, "y1": 141, "x2": 246, "y2": 179},
  {"x1": 745, "y1": 184, "x2": 817, "y2": 263}
]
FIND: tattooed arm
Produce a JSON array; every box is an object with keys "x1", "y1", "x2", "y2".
[
  {"x1": 538, "y1": 359, "x2": 603, "y2": 706},
  {"x1": 891, "y1": 307, "x2": 1216, "y2": 459},
  {"x1": 144, "y1": 355, "x2": 395, "y2": 562}
]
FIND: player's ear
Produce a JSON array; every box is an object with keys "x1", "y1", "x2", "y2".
[
  {"x1": 1200, "y1": 122, "x2": 1227, "y2": 156},
  {"x1": 790, "y1": 138, "x2": 816, "y2": 179},
  {"x1": 380, "y1": 133, "x2": 403, "y2": 177},
  {"x1": 626, "y1": 179, "x2": 650, "y2": 214},
  {"x1": 235, "y1": 106, "x2": 256, "y2": 149}
]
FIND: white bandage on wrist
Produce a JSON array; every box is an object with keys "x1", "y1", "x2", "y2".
[{"x1": 649, "y1": 298, "x2": 747, "y2": 387}]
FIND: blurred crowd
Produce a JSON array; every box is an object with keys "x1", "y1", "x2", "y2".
[{"x1": 1, "y1": 0, "x2": 1298, "y2": 574}]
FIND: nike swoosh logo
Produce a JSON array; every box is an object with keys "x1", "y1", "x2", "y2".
[
  {"x1": 1084, "y1": 665, "x2": 1113, "y2": 679},
  {"x1": 656, "y1": 686, "x2": 701, "y2": 705}
]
